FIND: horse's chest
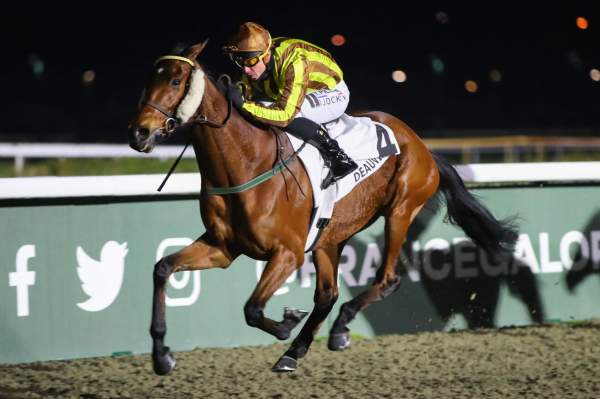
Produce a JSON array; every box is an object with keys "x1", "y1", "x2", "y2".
[{"x1": 203, "y1": 202, "x2": 266, "y2": 245}]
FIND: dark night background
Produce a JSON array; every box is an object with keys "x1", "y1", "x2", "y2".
[{"x1": 3, "y1": 1, "x2": 599, "y2": 143}]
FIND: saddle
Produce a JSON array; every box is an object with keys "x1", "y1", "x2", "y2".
[{"x1": 279, "y1": 114, "x2": 401, "y2": 251}]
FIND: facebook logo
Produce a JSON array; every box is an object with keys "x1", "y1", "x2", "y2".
[{"x1": 9, "y1": 245, "x2": 36, "y2": 317}]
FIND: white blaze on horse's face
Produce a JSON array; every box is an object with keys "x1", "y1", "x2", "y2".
[{"x1": 176, "y1": 68, "x2": 205, "y2": 123}]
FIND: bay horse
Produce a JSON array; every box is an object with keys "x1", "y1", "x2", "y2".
[{"x1": 128, "y1": 41, "x2": 518, "y2": 374}]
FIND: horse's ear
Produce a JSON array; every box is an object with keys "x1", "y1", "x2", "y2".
[{"x1": 187, "y1": 39, "x2": 209, "y2": 61}]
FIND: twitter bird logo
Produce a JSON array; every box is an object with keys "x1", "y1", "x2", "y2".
[{"x1": 76, "y1": 241, "x2": 129, "y2": 312}]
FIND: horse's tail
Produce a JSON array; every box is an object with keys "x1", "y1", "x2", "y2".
[{"x1": 433, "y1": 153, "x2": 519, "y2": 261}]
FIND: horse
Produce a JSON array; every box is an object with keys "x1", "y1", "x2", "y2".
[{"x1": 128, "y1": 41, "x2": 518, "y2": 374}]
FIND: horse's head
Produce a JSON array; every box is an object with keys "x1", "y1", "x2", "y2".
[{"x1": 128, "y1": 41, "x2": 208, "y2": 153}]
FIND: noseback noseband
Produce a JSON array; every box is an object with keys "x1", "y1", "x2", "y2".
[
  {"x1": 141, "y1": 55, "x2": 232, "y2": 134},
  {"x1": 139, "y1": 55, "x2": 196, "y2": 133}
]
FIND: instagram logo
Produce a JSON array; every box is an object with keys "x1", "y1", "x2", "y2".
[{"x1": 156, "y1": 238, "x2": 201, "y2": 307}]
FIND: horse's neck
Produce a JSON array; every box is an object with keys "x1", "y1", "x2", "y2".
[{"x1": 192, "y1": 80, "x2": 276, "y2": 189}]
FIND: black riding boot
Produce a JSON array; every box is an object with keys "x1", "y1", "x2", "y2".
[{"x1": 286, "y1": 117, "x2": 358, "y2": 189}]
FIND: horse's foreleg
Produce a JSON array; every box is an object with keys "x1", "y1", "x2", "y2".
[
  {"x1": 328, "y1": 203, "x2": 424, "y2": 350},
  {"x1": 151, "y1": 234, "x2": 234, "y2": 375},
  {"x1": 272, "y1": 246, "x2": 340, "y2": 372},
  {"x1": 244, "y1": 247, "x2": 305, "y2": 340}
]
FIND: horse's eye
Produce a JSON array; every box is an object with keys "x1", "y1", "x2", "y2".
[{"x1": 171, "y1": 79, "x2": 181, "y2": 86}]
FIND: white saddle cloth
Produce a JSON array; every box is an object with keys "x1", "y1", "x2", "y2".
[{"x1": 285, "y1": 113, "x2": 401, "y2": 251}]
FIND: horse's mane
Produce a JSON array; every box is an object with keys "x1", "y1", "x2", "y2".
[{"x1": 204, "y1": 72, "x2": 275, "y2": 132}]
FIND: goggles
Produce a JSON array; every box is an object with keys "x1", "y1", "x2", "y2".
[{"x1": 228, "y1": 50, "x2": 268, "y2": 69}]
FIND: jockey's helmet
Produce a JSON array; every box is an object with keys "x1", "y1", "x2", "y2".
[{"x1": 223, "y1": 22, "x2": 272, "y2": 68}]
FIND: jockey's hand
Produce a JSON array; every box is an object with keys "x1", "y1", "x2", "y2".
[{"x1": 226, "y1": 83, "x2": 245, "y2": 109}]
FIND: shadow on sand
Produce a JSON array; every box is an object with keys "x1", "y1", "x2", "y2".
[{"x1": 565, "y1": 211, "x2": 600, "y2": 293}]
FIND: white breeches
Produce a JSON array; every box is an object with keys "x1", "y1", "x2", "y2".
[{"x1": 296, "y1": 81, "x2": 350, "y2": 124}]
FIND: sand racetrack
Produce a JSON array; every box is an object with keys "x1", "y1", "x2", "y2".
[{"x1": 1, "y1": 322, "x2": 599, "y2": 398}]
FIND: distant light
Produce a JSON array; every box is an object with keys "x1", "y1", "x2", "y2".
[
  {"x1": 28, "y1": 53, "x2": 44, "y2": 78},
  {"x1": 465, "y1": 80, "x2": 478, "y2": 93},
  {"x1": 331, "y1": 34, "x2": 346, "y2": 46},
  {"x1": 391, "y1": 70, "x2": 407, "y2": 83},
  {"x1": 591, "y1": 68, "x2": 600, "y2": 82},
  {"x1": 82, "y1": 70, "x2": 96, "y2": 85},
  {"x1": 490, "y1": 69, "x2": 502, "y2": 83},
  {"x1": 430, "y1": 55, "x2": 445, "y2": 75},
  {"x1": 435, "y1": 11, "x2": 449, "y2": 24},
  {"x1": 576, "y1": 17, "x2": 589, "y2": 30}
]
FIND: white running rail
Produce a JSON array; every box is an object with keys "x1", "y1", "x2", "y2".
[
  {"x1": 0, "y1": 143, "x2": 194, "y2": 173},
  {"x1": 0, "y1": 162, "x2": 599, "y2": 200}
]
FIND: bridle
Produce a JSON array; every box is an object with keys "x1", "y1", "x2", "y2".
[
  {"x1": 139, "y1": 54, "x2": 234, "y2": 192},
  {"x1": 143, "y1": 99, "x2": 180, "y2": 134},
  {"x1": 141, "y1": 55, "x2": 232, "y2": 137}
]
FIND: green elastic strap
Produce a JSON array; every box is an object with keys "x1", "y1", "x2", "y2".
[{"x1": 205, "y1": 156, "x2": 295, "y2": 195}]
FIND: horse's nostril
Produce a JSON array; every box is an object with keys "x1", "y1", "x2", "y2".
[{"x1": 136, "y1": 127, "x2": 150, "y2": 139}]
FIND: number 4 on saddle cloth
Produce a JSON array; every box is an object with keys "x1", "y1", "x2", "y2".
[{"x1": 285, "y1": 113, "x2": 401, "y2": 252}]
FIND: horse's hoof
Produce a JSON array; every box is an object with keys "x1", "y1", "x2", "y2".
[
  {"x1": 152, "y1": 348, "x2": 176, "y2": 375},
  {"x1": 271, "y1": 355, "x2": 297, "y2": 373},
  {"x1": 328, "y1": 331, "x2": 351, "y2": 351},
  {"x1": 283, "y1": 307, "x2": 309, "y2": 323}
]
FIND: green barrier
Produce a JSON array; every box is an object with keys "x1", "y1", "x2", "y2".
[{"x1": 1, "y1": 185, "x2": 599, "y2": 363}]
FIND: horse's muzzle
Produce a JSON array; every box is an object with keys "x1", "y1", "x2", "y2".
[{"x1": 128, "y1": 125, "x2": 155, "y2": 153}]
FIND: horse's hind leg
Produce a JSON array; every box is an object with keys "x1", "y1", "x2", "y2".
[
  {"x1": 243, "y1": 246, "x2": 308, "y2": 340},
  {"x1": 272, "y1": 245, "x2": 340, "y2": 372},
  {"x1": 151, "y1": 233, "x2": 234, "y2": 375},
  {"x1": 328, "y1": 201, "x2": 425, "y2": 350}
]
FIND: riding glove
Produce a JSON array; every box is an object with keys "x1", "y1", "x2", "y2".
[{"x1": 226, "y1": 83, "x2": 245, "y2": 110}]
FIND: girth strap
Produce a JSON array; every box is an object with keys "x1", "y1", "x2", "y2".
[{"x1": 205, "y1": 155, "x2": 297, "y2": 195}]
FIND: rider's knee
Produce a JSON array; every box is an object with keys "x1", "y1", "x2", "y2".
[
  {"x1": 286, "y1": 117, "x2": 320, "y2": 140},
  {"x1": 243, "y1": 302, "x2": 263, "y2": 327}
]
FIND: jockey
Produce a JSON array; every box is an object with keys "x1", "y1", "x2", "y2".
[{"x1": 223, "y1": 22, "x2": 358, "y2": 189}]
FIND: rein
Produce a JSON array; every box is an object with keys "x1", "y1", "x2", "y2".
[{"x1": 156, "y1": 70, "x2": 233, "y2": 192}]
